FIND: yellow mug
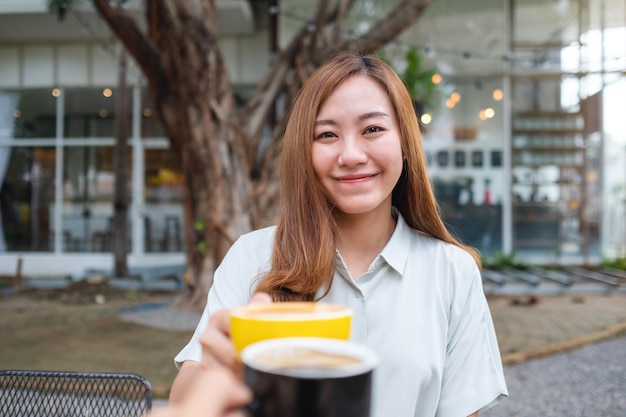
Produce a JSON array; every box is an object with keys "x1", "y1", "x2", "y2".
[{"x1": 230, "y1": 302, "x2": 352, "y2": 355}]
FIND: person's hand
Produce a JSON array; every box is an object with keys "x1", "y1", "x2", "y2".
[
  {"x1": 150, "y1": 367, "x2": 252, "y2": 417},
  {"x1": 199, "y1": 292, "x2": 273, "y2": 375}
]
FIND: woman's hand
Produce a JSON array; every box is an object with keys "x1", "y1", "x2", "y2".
[
  {"x1": 199, "y1": 292, "x2": 273, "y2": 375},
  {"x1": 151, "y1": 367, "x2": 252, "y2": 417}
]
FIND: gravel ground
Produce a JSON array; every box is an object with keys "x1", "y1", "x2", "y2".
[{"x1": 482, "y1": 335, "x2": 626, "y2": 417}]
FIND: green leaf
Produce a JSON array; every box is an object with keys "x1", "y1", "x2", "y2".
[
  {"x1": 194, "y1": 219, "x2": 205, "y2": 231},
  {"x1": 197, "y1": 241, "x2": 207, "y2": 255}
]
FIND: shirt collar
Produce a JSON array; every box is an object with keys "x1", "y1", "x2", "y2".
[{"x1": 379, "y1": 209, "x2": 411, "y2": 276}]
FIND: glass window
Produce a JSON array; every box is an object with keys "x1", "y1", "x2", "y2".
[
  {"x1": 601, "y1": 76, "x2": 626, "y2": 257},
  {"x1": 0, "y1": 146, "x2": 56, "y2": 252},
  {"x1": 10, "y1": 89, "x2": 57, "y2": 139},
  {"x1": 144, "y1": 148, "x2": 184, "y2": 252},
  {"x1": 424, "y1": 77, "x2": 505, "y2": 257},
  {"x1": 62, "y1": 145, "x2": 131, "y2": 252},
  {"x1": 64, "y1": 87, "x2": 130, "y2": 139}
]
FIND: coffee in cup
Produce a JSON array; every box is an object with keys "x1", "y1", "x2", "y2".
[
  {"x1": 230, "y1": 302, "x2": 352, "y2": 354},
  {"x1": 242, "y1": 337, "x2": 377, "y2": 417}
]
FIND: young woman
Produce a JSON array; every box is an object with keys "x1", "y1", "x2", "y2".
[{"x1": 170, "y1": 52, "x2": 508, "y2": 417}]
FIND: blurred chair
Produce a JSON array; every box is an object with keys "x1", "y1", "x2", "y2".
[
  {"x1": 161, "y1": 216, "x2": 182, "y2": 252},
  {"x1": 91, "y1": 218, "x2": 114, "y2": 252},
  {"x1": 0, "y1": 370, "x2": 152, "y2": 417},
  {"x1": 144, "y1": 216, "x2": 153, "y2": 252},
  {"x1": 49, "y1": 230, "x2": 73, "y2": 251}
]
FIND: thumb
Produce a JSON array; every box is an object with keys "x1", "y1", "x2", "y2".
[{"x1": 250, "y1": 291, "x2": 273, "y2": 305}]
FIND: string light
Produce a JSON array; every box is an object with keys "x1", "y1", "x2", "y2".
[
  {"x1": 51, "y1": 88, "x2": 60, "y2": 97},
  {"x1": 420, "y1": 113, "x2": 432, "y2": 125},
  {"x1": 103, "y1": 88, "x2": 113, "y2": 97},
  {"x1": 492, "y1": 88, "x2": 503, "y2": 101},
  {"x1": 66, "y1": 1, "x2": 590, "y2": 86},
  {"x1": 479, "y1": 108, "x2": 495, "y2": 120}
]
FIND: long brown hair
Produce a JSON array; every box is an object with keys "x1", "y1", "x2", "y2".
[{"x1": 255, "y1": 51, "x2": 481, "y2": 301}]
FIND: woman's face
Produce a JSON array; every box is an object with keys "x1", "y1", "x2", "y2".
[{"x1": 312, "y1": 75, "x2": 403, "y2": 217}]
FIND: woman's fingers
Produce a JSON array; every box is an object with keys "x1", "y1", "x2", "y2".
[
  {"x1": 199, "y1": 292, "x2": 274, "y2": 371},
  {"x1": 200, "y1": 309, "x2": 238, "y2": 370},
  {"x1": 250, "y1": 291, "x2": 273, "y2": 305}
]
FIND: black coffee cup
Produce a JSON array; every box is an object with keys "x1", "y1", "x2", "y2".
[{"x1": 241, "y1": 337, "x2": 378, "y2": 417}]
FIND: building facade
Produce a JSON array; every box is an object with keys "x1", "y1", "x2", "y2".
[{"x1": 0, "y1": 0, "x2": 625, "y2": 277}]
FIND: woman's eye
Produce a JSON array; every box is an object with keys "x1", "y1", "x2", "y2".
[
  {"x1": 364, "y1": 125, "x2": 384, "y2": 134},
  {"x1": 315, "y1": 131, "x2": 336, "y2": 140}
]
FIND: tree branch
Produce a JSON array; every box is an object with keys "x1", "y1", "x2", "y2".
[
  {"x1": 242, "y1": 1, "x2": 352, "y2": 153},
  {"x1": 93, "y1": 0, "x2": 166, "y2": 86},
  {"x1": 327, "y1": 0, "x2": 432, "y2": 56},
  {"x1": 241, "y1": 22, "x2": 310, "y2": 151},
  {"x1": 333, "y1": 0, "x2": 356, "y2": 44},
  {"x1": 308, "y1": 0, "x2": 331, "y2": 55}
]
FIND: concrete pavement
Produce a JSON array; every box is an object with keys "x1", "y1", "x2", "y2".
[
  {"x1": 487, "y1": 293, "x2": 626, "y2": 365},
  {"x1": 120, "y1": 291, "x2": 626, "y2": 367}
]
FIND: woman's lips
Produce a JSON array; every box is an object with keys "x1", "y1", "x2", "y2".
[{"x1": 337, "y1": 173, "x2": 376, "y2": 184}]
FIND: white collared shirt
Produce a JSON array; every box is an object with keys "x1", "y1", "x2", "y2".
[{"x1": 175, "y1": 213, "x2": 508, "y2": 417}]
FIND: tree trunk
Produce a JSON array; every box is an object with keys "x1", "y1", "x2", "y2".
[
  {"x1": 112, "y1": 49, "x2": 129, "y2": 277},
  {"x1": 147, "y1": 2, "x2": 253, "y2": 309}
]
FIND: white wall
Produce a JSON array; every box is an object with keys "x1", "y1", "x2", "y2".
[
  {"x1": 0, "y1": 30, "x2": 269, "y2": 89},
  {"x1": 0, "y1": 43, "x2": 120, "y2": 88}
]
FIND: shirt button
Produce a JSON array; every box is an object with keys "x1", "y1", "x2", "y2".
[{"x1": 354, "y1": 291, "x2": 362, "y2": 299}]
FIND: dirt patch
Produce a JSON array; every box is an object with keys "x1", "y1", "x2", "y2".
[
  {"x1": 0, "y1": 284, "x2": 193, "y2": 399},
  {"x1": 12, "y1": 279, "x2": 172, "y2": 305}
]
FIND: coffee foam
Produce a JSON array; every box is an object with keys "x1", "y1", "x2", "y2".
[
  {"x1": 243, "y1": 338, "x2": 378, "y2": 379},
  {"x1": 254, "y1": 347, "x2": 362, "y2": 370},
  {"x1": 232, "y1": 302, "x2": 351, "y2": 321}
]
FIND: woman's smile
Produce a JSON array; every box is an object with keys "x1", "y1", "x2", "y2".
[{"x1": 337, "y1": 173, "x2": 378, "y2": 183}]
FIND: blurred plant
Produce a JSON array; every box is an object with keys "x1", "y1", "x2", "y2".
[
  {"x1": 377, "y1": 47, "x2": 442, "y2": 118},
  {"x1": 601, "y1": 255, "x2": 626, "y2": 270},
  {"x1": 483, "y1": 251, "x2": 528, "y2": 270},
  {"x1": 47, "y1": 0, "x2": 77, "y2": 21},
  {"x1": 398, "y1": 47, "x2": 442, "y2": 116}
]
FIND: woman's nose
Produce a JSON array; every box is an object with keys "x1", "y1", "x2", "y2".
[{"x1": 337, "y1": 137, "x2": 367, "y2": 166}]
